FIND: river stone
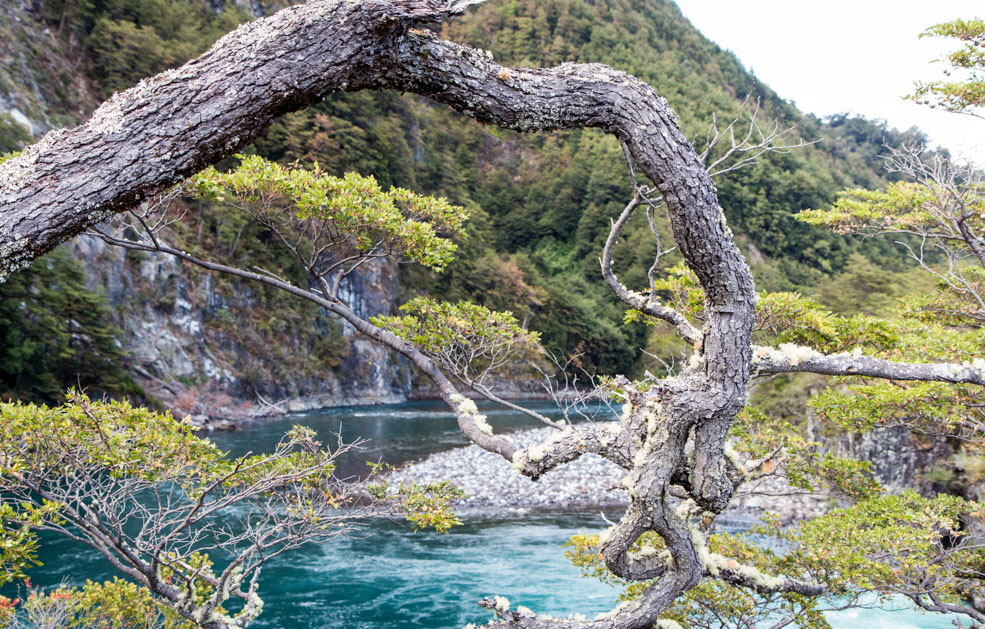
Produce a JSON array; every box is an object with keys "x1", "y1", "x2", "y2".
[{"x1": 386, "y1": 423, "x2": 832, "y2": 522}]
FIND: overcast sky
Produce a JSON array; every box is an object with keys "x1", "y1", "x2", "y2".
[{"x1": 671, "y1": 0, "x2": 984, "y2": 166}]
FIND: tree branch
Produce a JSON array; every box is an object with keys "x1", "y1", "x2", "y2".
[
  {"x1": 752, "y1": 344, "x2": 985, "y2": 386},
  {"x1": 600, "y1": 190, "x2": 702, "y2": 346}
]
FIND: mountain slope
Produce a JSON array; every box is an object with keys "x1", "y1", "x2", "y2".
[{"x1": 0, "y1": 0, "x2": 929, "y2": 411}]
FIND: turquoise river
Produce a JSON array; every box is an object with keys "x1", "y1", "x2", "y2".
[{"x1": 20, "y1": 401, "x2": 969, "y2": 628}]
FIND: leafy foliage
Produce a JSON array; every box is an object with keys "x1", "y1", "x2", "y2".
[
  {"x1": 0, "y1": 247, "x2": 140, "y2": 405},
  {"x1": 909, "y1": 18, "x2": 985, "y2": 117},
  {"x1": 0, "y1": 578, "x2": 196, "y2": 629},
  {"x1": 190, "y1": 155, "x2": 467, "y2": 272},
  {"x1": 799, "y1": 179, "x2": 985, "y2": 273},
  {"x1": 782, "y1": 492, "x2": 984, "y2": 599},
  {"x1": 366, "y1": 471, "x2": 465, "y2": 533},
  {"x1": 0, "y1": 393, "x2": 351, "y2": 626},
  {"x1": 800, "y1": 175, "x2": 985, "y2": 326},
  {"x1": 810, "y1": 380, "x2": 984, "y2": 437},
  {"x1": 0, "y1": 393, "x2": 223, "y2": 484},
  {"x1": 372, "y1": 297, "x2": 541, "y2": 384}
]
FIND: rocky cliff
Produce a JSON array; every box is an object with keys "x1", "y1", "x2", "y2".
[
  {"x1": 0, "y1": 0, "x2": 427, "y2": 419},
  {"x1": 69, "y1": 234, "x2": 413, "y2": 421}
]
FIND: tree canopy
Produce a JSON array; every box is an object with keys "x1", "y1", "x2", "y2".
[{"x1": 909, "y1": 18, "x2": 985, "y2": 118}]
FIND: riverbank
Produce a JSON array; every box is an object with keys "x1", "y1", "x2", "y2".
[
  {"x1": 187, "y1": 388, "x2": 592, "y2": 428},
  {"x1": 386, "y1": 423, "x2": 832, "y2": 523},
  {"x1": 387, "y1": 425, "x2": 626, "y2": 513}
]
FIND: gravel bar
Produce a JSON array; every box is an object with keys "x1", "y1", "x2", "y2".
[
  {"x1": 386, "y1": 424, "x2": 628, "y2": 513},
  {"x1": 386, "y1": 423, "x2": 832, "y2": 523}
]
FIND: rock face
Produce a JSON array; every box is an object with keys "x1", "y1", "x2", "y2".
[
  {"x1": 70, "y1": 234, "x2": 413, "y2": 420},
  {"x1": 838, "y1": 425, "x2": 950, "y2": 493}
]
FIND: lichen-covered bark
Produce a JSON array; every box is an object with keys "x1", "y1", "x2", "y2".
[{"x1": 753, "y1": 347, "x2": 985, "y2": 384}]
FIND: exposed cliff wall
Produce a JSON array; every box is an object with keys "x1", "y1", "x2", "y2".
[
  {"x1": 838, "y1": 426, "x2": 951, "y2": 493},
  {"x1": 69, "y1": 235, "x2": 413, "y2": 420},
  {"x1": 0, "y1": 0, "x2": 99, "y2": 150}
]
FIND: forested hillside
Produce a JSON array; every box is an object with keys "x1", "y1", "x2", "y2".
[{"x1": 0, "y1": 0, "x2": 932, "y2": 410}]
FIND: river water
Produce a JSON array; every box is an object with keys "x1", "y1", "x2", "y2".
[{"x1": 21, "y1": 401, "x2": 969, "y2": 628}]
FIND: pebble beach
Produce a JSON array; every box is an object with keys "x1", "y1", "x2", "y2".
[{"x1": 386, "y1": 423, "x2": 832, "y2": 522}]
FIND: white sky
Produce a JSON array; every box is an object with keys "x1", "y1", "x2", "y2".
[{"x1": 671, "y1": 0, "x2": 985, "y2": 166}]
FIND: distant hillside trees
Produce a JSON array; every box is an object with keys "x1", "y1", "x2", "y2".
[{"x1": 0, "y1": 246, "x2": 139, "y2": 404}]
